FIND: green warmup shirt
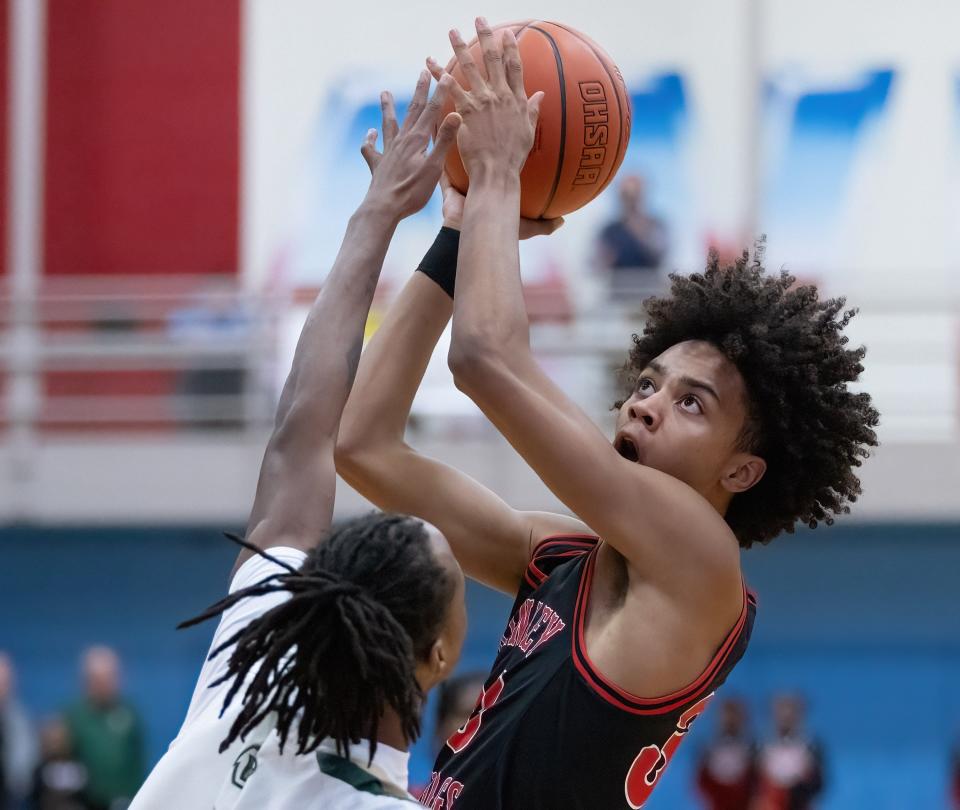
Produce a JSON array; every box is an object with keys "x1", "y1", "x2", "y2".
[{"x1": 64, "y1": 698, "x2": 145, "y2": 807}]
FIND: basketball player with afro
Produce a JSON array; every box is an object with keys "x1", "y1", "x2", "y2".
[{"x1": 336, "y1": 18, "x2": 879, "y2": 809}]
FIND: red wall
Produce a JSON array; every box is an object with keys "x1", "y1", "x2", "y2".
[
  {"x1": 43, "y1": 0, "x2": 240, "y2": 276},
  {"x1": 0, "y1": 0, "x2": 7, "y2": 278}
]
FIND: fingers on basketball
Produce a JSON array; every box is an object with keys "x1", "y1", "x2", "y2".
[{"x1": 441, "y1": 21, "x2": 631, "y2": 220}]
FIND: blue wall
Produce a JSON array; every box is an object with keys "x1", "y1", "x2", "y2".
[{"x1": 1, "y1": 523, "x2": 957, "y2": 808}]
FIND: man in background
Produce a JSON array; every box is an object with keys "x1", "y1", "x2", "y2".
[
  {"x1": 410, "y1": 672, "x2": 488, "y2": 800},
  {"x1": 696, "y1": 698, "x2": 756, "y2": 810},
  {"x1": 754, "y1": 694, "x2": 824, "y2": 810},
  {"x1": 63, "y1": 648, "x2": 144, "y2": 810},
  {"x1": 0, "y1": 652, "x2": 38, "y2": 809},
  {"x1": 594, "y1": 174, "x2": 668, "y2": 300},
  {"x1": 432, "y1": 673, "x2": 487, "y2": 758}
]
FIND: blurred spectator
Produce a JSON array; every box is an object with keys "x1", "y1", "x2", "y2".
[
  {"x1": 594, "y1": 174, "x2": 668, "y2": 299},
  {"x1": 0, "y1": 713, "x2": 5, "y2": 809},
  {"x1": 411, "y1": 673, "x2": 487, "y2": 800},
  {"x1": 696, "y1": 698, "x2": 756, "y2": 810},
  {"x1": 433, "y1": 673, "x2": 487, "y2": 755},
  {"x1": 167, "y1": 280, "x2": 250, "y2": 429},
  {"x1": 31, "y1": 718, "x2": 90, "y2": 810},
  {"x1": 63, "y1": 648, "x2": 144, "y2": 810},
  {"x1": 952, "y1": 746, "x2": 960, "y2": 809},
  {"x1": 754, "y1": 694, "x2": 824, "y2": 810},
  {"x1": 0, "y1": 652, "x2": 39, "y2": 809}
]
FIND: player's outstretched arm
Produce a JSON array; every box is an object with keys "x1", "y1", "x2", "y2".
[
  {"x1": 443, "y1": 21, "x2": 741, "y2": 599},
  {"x1": 336, "y1": 177, "x2": 579, "y2": 595},
  {"x1": 235, "y1": 72, "x2": 461, "y2": 574}
]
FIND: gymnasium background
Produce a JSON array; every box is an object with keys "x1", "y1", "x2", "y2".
[{"x1": 1, "y1": 1, "x2": 958, "y2": 808}]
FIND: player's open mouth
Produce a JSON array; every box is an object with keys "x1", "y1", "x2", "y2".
[{"x1": 615, "y1": 436, "x2": 640, "y2": 463}]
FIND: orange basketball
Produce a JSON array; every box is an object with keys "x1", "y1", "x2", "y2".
[{"x1": 442, "y1": 21, "x2": 631, "y2": 220}]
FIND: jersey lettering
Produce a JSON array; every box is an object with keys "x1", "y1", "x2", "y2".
[
  {"x1": 431, "y1": 777, "x2": 452, "y2": 809},
  {"x1": 446, "y1": 781, "x2": 464, "y2": 804},
  {"x1": 624, "y1": 692, "x2": 715, "y2": 808},
  {"x1": 419, "y1": 774, "x2": 465, "y2": 808},
  {"x1": 499, "y1": 598, "x2": 566, "y2": 657},
  {"x1": 446, "y1": 671, "x2": 506, "y2": 754},
  {"x1": 420, "y1": 772, "x2": 440, "y2": 804}
]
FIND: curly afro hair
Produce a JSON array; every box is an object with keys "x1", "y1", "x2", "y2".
[{"x1": 619, "y1": 242, "x2": 880, "y2": 548}]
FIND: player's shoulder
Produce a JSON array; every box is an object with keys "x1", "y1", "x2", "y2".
[
  {"x1": 524, "y1": 511, "x2": 591, "y2": 551},
  {"x1": 229, "y1": 545, "x2": 308, "y2": 593},
  {"x1": 523, "y1": 532, "x2": 600, "y2": 588},
  {"x1": 530, "y1": 533, "x2": 599, "y2": 564},
  {"x1": 226, "y1": 737, "x2": 417, "y2": 810},
  {"x1": 313, "y1": 751, "x2": 419, "y2": 808}
]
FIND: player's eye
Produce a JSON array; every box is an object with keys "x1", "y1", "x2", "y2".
[
  {"x1": 636, "y1": 378, "x2": 656, "y2": 395},
  {"x1": 679, "y1": 394, "x2": 702, "y2": 414}
]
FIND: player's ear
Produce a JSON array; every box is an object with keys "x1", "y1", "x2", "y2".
[
  {"x1": 720, "y1": 452, "x2": 766, "y2": 495},
  {"x1": 430, "y1": 637, "x2": 452, "y2": 678},
  {"x1": 418, "y1": 639, "x2": 452, "y2": 691}
]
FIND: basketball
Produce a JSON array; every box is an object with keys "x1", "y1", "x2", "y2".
[{"x1": 442, "y1": 20, "x2": 631, "y2": 220}]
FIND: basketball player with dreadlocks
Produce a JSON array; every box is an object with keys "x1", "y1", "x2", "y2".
[
  {"x1": 336, "y1": 19, "x2": 880, "y2": 809},
  {"x1": 131, "y1": 71, "x2": 469, "y2": 810}
]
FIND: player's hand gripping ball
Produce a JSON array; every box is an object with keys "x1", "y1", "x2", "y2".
[{"x1": 429, "y1": 18, "x2": 631, "y2": 220}]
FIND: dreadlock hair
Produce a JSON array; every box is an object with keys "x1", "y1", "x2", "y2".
[
  {"x1": 178, "y1": 513, "x2": 456, "y2": 762},
  {"x1": 617, "y1": 240, "x2": 880, "y2": 548}
]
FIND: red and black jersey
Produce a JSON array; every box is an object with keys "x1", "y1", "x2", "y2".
[{"x1": 420, "y1": 535, "x2": 757, "y2": 810}]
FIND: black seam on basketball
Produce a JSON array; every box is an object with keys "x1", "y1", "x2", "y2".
[
  {"x1": 529, "y1": 25, "x2": 566, "y2": 219},
  {"x1": 545, "y1": 21, "x2": 627, "y2": 197}
]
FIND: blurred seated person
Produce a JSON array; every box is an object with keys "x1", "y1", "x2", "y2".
[
  {"x1": 433, "y1": 673, "x2": 487, "y2": 755},
  {"x1": 952, "y1": 745, "x2": 960, "y2": 809},
  {"x1": 31, "y1": 718, "x2": 91, "y2": 810},
  {"x1": 754, "y1": 694, "x2": 824, "y2": 810},
  {"x1": 595, "y1": 174, "x2": 668, "y2": 299},
  {"x1": 696, "y1": 698, "x2": 756, "y2": 810},
  {"x1": 1, "y1": 712, "x2": 5, "y2": 810},
  {"x1": 412, "y1": 672, "x2": 487, "y2": 800},
  {"x1": 167, "y1": 280, "x2": 250, "y2": 429},
  {"x1": 0, "y1": 652, "x2": 38, "y2": 809}
]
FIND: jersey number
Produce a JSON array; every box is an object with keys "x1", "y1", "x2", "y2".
[
  {"x1": 446, "y1": 671, "x2": 506, "y2": 754},
  {"x1": 624, "y1": 692, "x2": 714, "y2": 808}
]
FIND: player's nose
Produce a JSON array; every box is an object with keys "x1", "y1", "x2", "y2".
[{"x1": 628, "y1": 396, "x2": 660, "y2": 429}]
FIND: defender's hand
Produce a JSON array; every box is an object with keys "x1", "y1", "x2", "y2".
[
  {"x1": 361, "y1": 71, "x2": 462, "y2": 220},
  {"x1": 440, "y1": 19, "x2": 544, "y2": 178}
]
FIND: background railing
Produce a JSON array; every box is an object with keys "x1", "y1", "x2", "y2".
[{"x1": 1, "y1": 273, "x2": 956, "y2": 439}]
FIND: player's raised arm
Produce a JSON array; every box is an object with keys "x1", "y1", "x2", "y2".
[
  {"x1": 336, "y1": 174, "x2": 577, "y2": 595},
  {"x1": 442, "y1": 21, "x2": 743, "y2": 597},
  {"x1": 237, "y1": 72, "x2": 462, "y2": 572}
]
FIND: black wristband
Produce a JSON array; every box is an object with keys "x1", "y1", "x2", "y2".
[{"x1": 415, "y1": 226, "x2": 460, "y2": 298}]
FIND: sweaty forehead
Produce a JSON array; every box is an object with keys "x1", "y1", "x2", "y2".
[{"x1": 650, "y1": 340, "x2": 747, "y2": 402}]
